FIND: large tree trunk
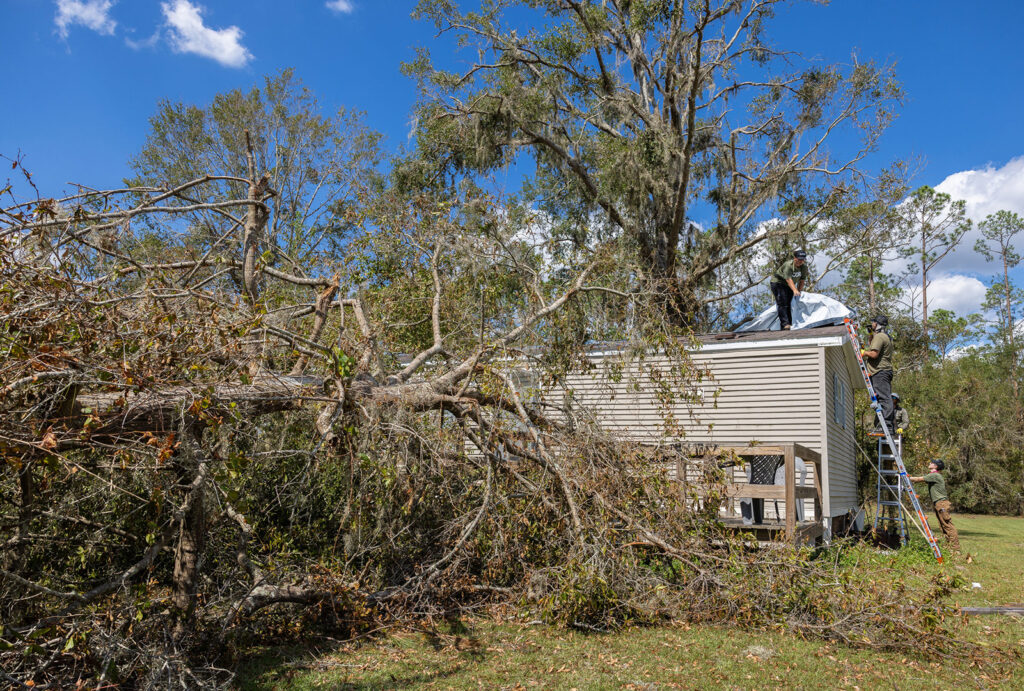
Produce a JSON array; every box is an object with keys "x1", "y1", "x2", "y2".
[
  {"x1": 171, "y1": 428, "x2": 208, "y2": 641},
  {"x1": 868, "y1": 255, "x2": 877, "y2": 316},
  {"x1": 171, "y1": 482, "x2": 205, "y2": 640},
  {"x1": 921, "y1": 231, "x2": 929, "y2": 341},
  {"x1": 645, "y1": 221, "x2": 703, "y2": 329},
  {"x1": 68, "y1": 376, "x2": 317, "y2": 442},
  {"x1": 4, "y1": 460, "x2": 35, "y2": 570},
  {"x1": 1003, "y1": 256, "x2": 1021, "y2": 413}
]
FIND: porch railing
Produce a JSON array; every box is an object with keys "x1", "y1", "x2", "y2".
[{"x1": 670, "y1": 443, "x2": 824, "y2": 545}]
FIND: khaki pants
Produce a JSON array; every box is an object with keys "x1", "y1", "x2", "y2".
[{"x1": 933, "y1": 499, "x2": 960, "y2": 552}]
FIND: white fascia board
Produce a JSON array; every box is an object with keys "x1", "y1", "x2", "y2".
[
  {"x1": 693, "y1": 335, "x2": 847, "y2": 353},
  {"x1": 584, "y1": 335, "x2": 848, "y2": 359}
]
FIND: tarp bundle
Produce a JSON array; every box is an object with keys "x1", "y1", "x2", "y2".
[{"x1": 735, "y1": 291, "x2": 856, "y2": 332}]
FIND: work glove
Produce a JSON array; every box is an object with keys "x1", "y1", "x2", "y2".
[
  {"x1": 897, "y1": 428, "x2": 904, "y2": 435},
  {"x1": 860, "y1": 348, "x2": 866, "y2": 356}
]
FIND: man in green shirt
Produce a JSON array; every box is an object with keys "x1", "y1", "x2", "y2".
[
  {"x1": 862, "y1": 314, "x2": 895, "y2": 432},
  {"x1": 769, "y1": 249, "x2": 809, "y2": 330},
  {"x1": 910, "y1": 459, "x2": 960, "y2": 553}
]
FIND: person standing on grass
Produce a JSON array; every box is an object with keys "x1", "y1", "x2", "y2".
[
  {"x1": 910, "y1": 459, "x2": 961, "y2": 553},
  {"x1": 769, "y1": 249, "x2": 808, "y2": 330}
]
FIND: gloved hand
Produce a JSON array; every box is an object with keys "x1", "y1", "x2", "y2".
[
  {"x1": 896, "y1": 428, "x2": 904, "y2": 435},
  {"x1": 860, "y1": 348, "x2": 866, "y2": 356}
]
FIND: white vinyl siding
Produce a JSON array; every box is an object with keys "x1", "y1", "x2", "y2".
[
  {"x1": 824, "y1": 345, "x2": 858, "y2": 515},
  {"x1": 547, "y1": 346, "x2": 823, "y2": 449},
  {"x1": 518, "y1": 333, "x2": 861, "y2": 529},
  {"x1": 832, "y1": 371, "x2": 848, "y2": 429}
]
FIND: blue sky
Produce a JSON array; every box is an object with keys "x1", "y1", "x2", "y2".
[{"x1": 2, "y1": 0, "x2": 1023, "y2": 315}]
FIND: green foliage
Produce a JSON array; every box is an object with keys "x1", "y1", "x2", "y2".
[
  {"x1": 976, "y1": 210, "x2": 1024, "y2": 356},
  {"x1": 897, "y1": 186, "x2": 971, "y2": 336},
  {"x1": 129, "y1": 68, "x2": 382, "y2": 264},
  {"x1": 833, "y1": 254, "x2": 904, "y2": 320},
  {"x1": 894, "y1": 354, "x2": 1024, "y2": 514},
  {"x1": 926, "y1": 309, "x2": 984, "y2": 363},
  {"x1": 408, "y1": 0, "x2": 901, "y2": 326},
  {"x1": 538, "y1": 558, "x2": 653, "y2": 629}
]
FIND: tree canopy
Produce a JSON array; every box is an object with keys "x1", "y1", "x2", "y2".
[{"x1": 408, "y1": 0, "x2": 901, "y2": 325}]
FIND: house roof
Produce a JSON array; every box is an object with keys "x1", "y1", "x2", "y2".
[
  {"x1": 582, "y1": 324, "x2": 852, "y2": 356},
  {"x1": 696, "y1": 324, "x2": 850, "y2": 345},
  {"x1": 400, "y1": 324, "x2": 864, "y2": 386},
  {"x1": 579, "y1": 324, "x2": 866, "y2": 389}
]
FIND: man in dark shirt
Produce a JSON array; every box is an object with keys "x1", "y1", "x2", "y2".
[
  {"x1": 892, "y1": 393, "x2": 909, "y2": 436},
  {"x1": 862, "y1": 315, "x2": 895, "y2": 432},
  {"x1": 769, "y1": 249, "x2": 809, "y2": 330},
  {"x1": 910, "y1": 459, "x2": 960, "y2": 553}
]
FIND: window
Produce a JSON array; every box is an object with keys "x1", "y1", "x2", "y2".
[{"x1": 832, "y1": 372, "x2": 847, "y2": 428}]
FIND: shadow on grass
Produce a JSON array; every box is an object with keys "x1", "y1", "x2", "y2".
[
  {"x1": 953, "y1": 529, "x2": 1003, "y2": 538},
  {"x1": 235, "y1": 638, "x2": 489, "y2": 690},
  {"x1": 306, "y1": 663, "x2": 469, "y2": 690}
]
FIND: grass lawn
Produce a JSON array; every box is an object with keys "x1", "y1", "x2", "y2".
[
  {"x1": 943, "y1": 514, "x2": 1024, "y2": 608},
  {"x1": 237, "y1": 515, "x2": 1024, "y2": 690}
]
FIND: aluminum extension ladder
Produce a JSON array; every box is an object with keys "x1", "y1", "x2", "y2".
[
  {"x1": 872, "y1": 432, "x2": 907, "y2": 545},
  {"x1": 843, "y1": 319, "x2": 943, "y2": 562}
]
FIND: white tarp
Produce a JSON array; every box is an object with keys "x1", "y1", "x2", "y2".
[{"x1": 736, "y1": 291, "x2": 855, "y2": 332}]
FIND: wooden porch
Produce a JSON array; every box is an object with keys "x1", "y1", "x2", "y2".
[{"x1": 667, "y1": 443, "x2": 825, "y2": 546}]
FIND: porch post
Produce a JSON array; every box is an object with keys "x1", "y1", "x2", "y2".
[{"x1": 785, "y1": 445, "x2": 796, "y2": 542}]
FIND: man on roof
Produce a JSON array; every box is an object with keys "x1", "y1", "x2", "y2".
[
  {"x1": 862, "y1": 315, "x2": 895, "y2": 432},
  {"x1": 770, "y1": 249, "x2": 809, "y2": 330}
]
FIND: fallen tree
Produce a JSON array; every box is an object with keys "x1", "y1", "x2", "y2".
[{"x1": 0, "y1": 145, "x2": 996, "y2": 689}]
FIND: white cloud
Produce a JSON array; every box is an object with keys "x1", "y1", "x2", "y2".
[
  {"x1": 946, "y1": 344, "x2": 983, "y2": 361},
  {"x1": 932, "y1": 156, "x2": 1024, "y2": 275},
  {"x1": 903, "y1": 273, "x2": 987, "y2": 318},
  {"x1": 161, "y1": 0, "x2": 252, "y2": 68},
  {"x1": 936, "y1": 156, "x2": 1024, "y2": 224},
  {"x1": 325, "y1": 0, "x2": 355, "y2": 13},
  {"x1": 124, "y1": 29, "x2": 160, "y2": 51},
  {"x1": 55, "y1": 0, "x2": 117, "y2": 39},
  {"x1": 877, "y1": 157, "x2": 1024, "y2": 283}
]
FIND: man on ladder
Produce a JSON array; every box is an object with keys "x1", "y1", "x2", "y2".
[
  {"x1": 845, "y1": 317, "x2": 944, "y2": 561},
  {"x1": 861, "y1": 315, "x2": 895, "y2": 432},
  {"x1": 893, "y1": 393, "x2": 908, "y2": 436}
]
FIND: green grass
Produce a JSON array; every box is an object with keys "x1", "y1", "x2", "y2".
[
  {"x1": 945, "y1": 514, "x2": 1024, "y2": 607},
  {"x1": 838, "y1": 512, "x2": 1024, "y2": 607},
  {"x1": 237, "y1": 515, "x2": 1024, "y2": 690}
]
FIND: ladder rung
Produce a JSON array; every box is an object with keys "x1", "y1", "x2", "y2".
[
  {"x1": 879, "y1": 469, "x2": 899, "y2": 475},
  {"x1": 876, "y1": 516, "x2": 905, "y2": 522},
  {"x1": 879, "y1": 501, "x2": 902, "y2": 507}
]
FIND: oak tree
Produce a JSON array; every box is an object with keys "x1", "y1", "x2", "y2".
[{"x1": 408, "y1": 0, "x2": 901, "y2": 326}]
